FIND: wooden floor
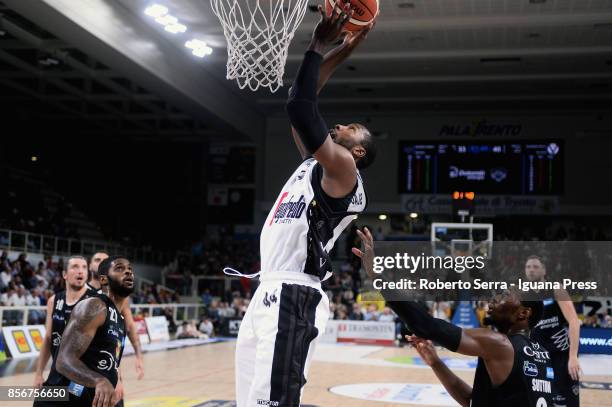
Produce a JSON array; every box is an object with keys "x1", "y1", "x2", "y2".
[{"x1": 1, "y1": 341, "x2": 610, "y2": 406}]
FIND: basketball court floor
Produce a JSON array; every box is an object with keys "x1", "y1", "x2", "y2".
[{"x1": 1, "y1": 340, "x2": 610, "y2": 407}]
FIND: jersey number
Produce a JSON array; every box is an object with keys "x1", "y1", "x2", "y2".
[
  {"x1": 108, "y1": 307, "x2": 118, "y2": 323},
  {"x1": 536, "y1": 397, "x2": 547, "y2": 407},
  {"x1": 55, "y1": 299, "x2": 64, "y2": 311}
]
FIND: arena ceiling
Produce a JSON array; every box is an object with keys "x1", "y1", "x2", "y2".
[{"x1": 1, "y1": 0, "x2": 611, "y2": 140}]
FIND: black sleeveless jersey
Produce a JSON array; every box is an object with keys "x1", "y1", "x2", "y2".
[
  {"x1": 471, "y1": 334, "x2": 556, "y2": 407},
  {"x1": 45, "y1": 288, "x2": 97, "y2": 386},
  {"x1": 66, "y1": 294, "x2": 126, "y2": 402},
  {"x1": 530, "y1": 292, "x2": 569, "y2": 353}
]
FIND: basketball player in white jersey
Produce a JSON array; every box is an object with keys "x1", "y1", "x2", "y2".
[{"x1": 234, "y1": 4, "x2": 375, "y2": 406}]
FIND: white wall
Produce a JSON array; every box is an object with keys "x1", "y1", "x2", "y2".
[{"x1": 261, "y1": 112, "x2": 612, "y2": 215}]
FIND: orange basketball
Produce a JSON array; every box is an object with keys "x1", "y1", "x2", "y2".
[{"x1": 325, "y1": 0, "x2": 379, "y2": 32}]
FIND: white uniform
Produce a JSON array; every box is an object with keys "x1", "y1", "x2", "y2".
[{"x1": 235, "y1": 158, "x2": 367, "y2": 407}]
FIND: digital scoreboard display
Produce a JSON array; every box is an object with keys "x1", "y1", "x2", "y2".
[{"x1": 398, "y1": 140, "x2": 563, "y2": 195}]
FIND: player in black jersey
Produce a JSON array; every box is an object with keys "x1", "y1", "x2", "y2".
[
  {"x1": 33, "y1": 256, "x2": 96, "y2": 391},
  {"x1": 525, "y1": 255, "x2": 582, "y2": 406},
  {"x1": 55, "y1": 256, "x2": 134, "y2": 407},
  {"x1": 353, "y1": 229, "x2": 556, "y2": 407}
]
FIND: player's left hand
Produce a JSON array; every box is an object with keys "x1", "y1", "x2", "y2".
[
  {"x1": 406, "y1": 335, "x2": 441, "y2": 367},
  {"x1": 352, "y1": 227, "x2": 374, "y2": 277},
  {"x1": 343, "y1": 21, "x2": 375, "y2": 51},
  {"x1": 568, "y1": 355, "x2": 582, "y2": 381},
  {"x1": 135, "y1": 354, "x2": 145, "y2": 380}
]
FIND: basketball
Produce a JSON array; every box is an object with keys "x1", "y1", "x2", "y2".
[{"x1": 326, "y1": 0, "x2": 379, "y2": 32}]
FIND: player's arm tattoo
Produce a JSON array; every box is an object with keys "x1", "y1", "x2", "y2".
[{"x1": 56, "y1": 297, "x2": 108, "y2": 387}]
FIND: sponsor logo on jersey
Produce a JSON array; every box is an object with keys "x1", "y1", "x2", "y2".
[
  {"x1": 257, "y1": 399, "x2": 280, "y2": 406},
  {"x1": 97, "y1": 350, "x2": 119, "y2": 371},
  {"x1": 523, "y1": 361, "x2": 538, "y2": 377},
  {"x1": 270, "y1": 194, "x2": 306, "y2": 225},
  {"x1": 52, "y1": 313, "x2": 65, "y2": 321},
  {"x1": 523, "y1": 342, "x2": 551, "y2": 363},
  {"x1": 546, "y1": 367, "x2": 555, "y2": 379},
  {"x1": 52, "y1": 332, "x2": 62, "y2": 347},
  {"x1": 263, "y1": 290, "x2": 278, "y2": 307},
  {"x1": 531, "y1": 379, "x2": 552, "y2": 394},
  {"x1": 543, "y1": 298, "x2": 554, "y2": 306},
  {"x1": 351, "y1": 193, "x2": 363, "y2": 206},
  {"x1": 68, "y1": 382, "x2": 84, "y2": 397}
]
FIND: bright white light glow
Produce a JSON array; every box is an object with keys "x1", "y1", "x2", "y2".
[
  {"x1": 155, "y1": 14, "x2": 178, "y2": 26},
  {"x1": 409, "y1": 212, "x2": 418, "y2": 219},
  {"x1": 378, "y1": 214, "x2": 388, "y2": 221},
  {"x1": 165, "y1": 23, "x2": 187, "y2": 33},
  {"x1": 185, "y1": 39, "x2": 213, "y2": 57},
  {"x1": 144, "y1": 4, "x2": 168, "y2": 18}
]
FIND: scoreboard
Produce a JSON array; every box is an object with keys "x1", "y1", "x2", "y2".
[{"x1": 398, "y1": 140, "x2": 563, "y2": 195}]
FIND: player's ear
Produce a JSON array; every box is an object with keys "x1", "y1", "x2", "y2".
[
  {"x1": 99, "y1": 275, "x2": 108, "y2": 286},
  {"x1": 352, "y1": 145, "x2": 366, "y2": 159}
]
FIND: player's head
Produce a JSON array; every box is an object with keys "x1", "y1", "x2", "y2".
[
  {"x1": 329, "y1": 123, "x2": 376, "y2": 169},
  {"x1": 524, "y1": 255, "x2": 546, "y2": 282},
  {"x1": 63, "y1": 256, "x2": 88, "y2": 291},
  {"x1": 98, "y1": 256, "x2": 134, "y2": 298},
  {"x1": 89, "y1": 251, "x2": 109, "y2": 280},
  {"x1": 485, "y1": 289, "x2": 543, "y2": 334}
]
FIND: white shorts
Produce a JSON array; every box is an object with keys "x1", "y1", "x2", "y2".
[{"x1": 235, "y1": 271, "x2": 330, "y2": 407}]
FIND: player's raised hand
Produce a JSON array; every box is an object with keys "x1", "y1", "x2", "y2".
[
  {"x1": 352, "y1": 227, "x2": 374, "y2": 277},
  {"x1": 407, "y1": 335, "x2": 441, "y2": 367},
  {"x1": 343, "y1": 21, "x2": 375, "y2": 50},
  {"x1": 311, "y1": 1, "x2": 353, "y2": 51}
]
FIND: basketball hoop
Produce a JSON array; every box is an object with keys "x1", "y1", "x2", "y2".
[{"x1": 210, "y1": 0, "x2": 310, "y2": 93}]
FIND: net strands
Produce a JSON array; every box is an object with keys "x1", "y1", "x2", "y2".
[{"x1": 211, "y1": 0, "x2": 309, "y2": 92}]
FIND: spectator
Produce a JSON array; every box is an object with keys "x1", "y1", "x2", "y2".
[
  {"x1": 349, "y1": 303, "x2": 364, "y2": 321},
  {"x1": 378, "y1": 307, "x2": 395, "y2": 323},
  {"x1": 199, "y1": 318, "x2": 214, "y2": 337},
  {"x1": 364, "y1": 304, "x2": 379, "y2": 321}
]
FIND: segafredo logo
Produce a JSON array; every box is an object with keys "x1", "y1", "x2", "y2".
[{"x1": 269, "y1": 193, "x2": 306, "y2": 225}]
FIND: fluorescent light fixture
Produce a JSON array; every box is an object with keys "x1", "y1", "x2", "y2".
[
  {"x1": 185, "y1": 39, "x2": 207, "y2": 49},
  {"x1": 155, "y1": 14, "x2": 178, "y2": 26},
  {"x1": 378, "y1": 214, "x2": 387, "y2": 221},
  {"x1": 185, "y1": 39, "x2": 213, "y2": 57},
  {"x1": 409, "y1": 212, "x2": 418, "y2": 219},
  {"x1": 165, "y1": 23, "x2": 187, "y2": 33},
  {"x1": 144, "y1": 4, "x2": 168, "y2": 18}
]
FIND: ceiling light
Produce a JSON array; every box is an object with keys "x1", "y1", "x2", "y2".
[
  {"x1": 31, "y1": 156, "x2": 38, "y2": 162},
  {"x1": 185, "y1": 39, "x2": 208, "y2": 50},
  {"x1": 192, "y1": 46, "x2": 213, "y2": 57},
  {"x1": 378, "y1": 214, "x2": 387, "y2": 221},
  {"x1": 155, "y1": 14, "x2": 178, "y2": 26},
  {"x1": 409, "y1": 212, "x2": 418, "y2": 219},
  {"x1": 165, "y1": 23, "x2": 187, "y2": 34},
  {"x1": 144, "y1": 4, "x2": 168, "y2": 18}
]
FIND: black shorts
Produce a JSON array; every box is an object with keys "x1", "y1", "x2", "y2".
[{"x1": 551, "y1": 351, "x2": 579, "y2": 407}]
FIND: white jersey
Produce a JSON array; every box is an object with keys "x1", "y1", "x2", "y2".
[{"x1": 260, "y1": 158, "x2": 367, "y2": 281}]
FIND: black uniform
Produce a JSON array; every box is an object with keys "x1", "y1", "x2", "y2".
[
  {"x1": 471, "y1": 334, "x2": 556, "y2": 407},
  {"x1": 35, "y1": 294, "x2": 126, "y2": 407},
  {"x1": 37, "y1": 288, "x2": 97, "y2": 391},
  {"x1": 531, "y1": 294, "x2": 579, "y2": 407}
]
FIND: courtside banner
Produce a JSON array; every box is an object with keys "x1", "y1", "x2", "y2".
[
  {"x1": 135, "y1": 319, "x2": 150, "y2": 344},
  {"x1": 335, "y1": 320, "x2": 395, "y2": 346},
  {"x1": 579, "y1": 327, "x2": 612, "y2": 355},
  {"x1": 145, "y1": 316, "x2": 170, "y2": 342},
  {"x1": 1, "y1": 325, "x2": 45, "y2": 358},
  {"x1": 320, "y1": 321, "x2": 338, "y2": 344}
]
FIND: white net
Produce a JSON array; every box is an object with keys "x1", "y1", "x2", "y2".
[{"x1": 210, "y1": 0, "x2": 310, "y2": 93}]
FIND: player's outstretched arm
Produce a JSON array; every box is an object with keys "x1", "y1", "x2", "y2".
[
  {"x1": 286, "y1": 3, "x2": 359, "y2": 197},
  {"x1": 290, "y1": 22, "x2": 373, "y2": 160},
  {"x1": 555, "y1": 290, "x2": 582, "y2": 380},
  {"x1": 33, "y1": 295, "x2": 55, "y2": 387},
  {"x1": 57, "y1": 297, "x2": 116, "y2": 407},
  {"x1": 408, "y1": 335, "x2": 472, "y2": 407}
]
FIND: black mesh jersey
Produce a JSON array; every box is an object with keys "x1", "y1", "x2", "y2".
[
  {"x1": 471, "y1": 334, "x2": 556, "y2": 407},
  {"x1": 44, "y1": 288, "x2": 97, "y2": 386},
  {"x1": 530, "y1": 292, "x2": 569, "y2": 353}
]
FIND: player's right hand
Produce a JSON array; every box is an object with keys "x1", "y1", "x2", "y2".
[
  {"x1": 352, "y1": 227, "x2": 374, "y2": 277},
  {"x1": 93, "y1": 378, "x2": 116, "y2": 407},
  {"x1": 407, "y1": 335, "x2": 441, "y2": 367},
  {"x1": 33, "y1": 373, "x2": 44, "y2": 388},
  {"x1": 312, "y1": 1, "x2": 353, "y2": 48}
]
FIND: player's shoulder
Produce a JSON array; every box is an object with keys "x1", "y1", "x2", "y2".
[{"x1": 74, "y1": 295, "x2": 108, "y2": 315}]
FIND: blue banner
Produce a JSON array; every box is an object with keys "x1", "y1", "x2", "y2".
[
  {"x1": 451, "y1": 302, "x2": 480, "y2": 329},
  {"x1": 579, "y1": 327, "x2": 612, "y2": 355}
]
